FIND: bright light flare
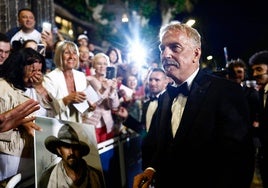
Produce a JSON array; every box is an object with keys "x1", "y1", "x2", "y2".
[
  {"x1": 122, "y1": 13, "x2": 129, "y2": 23},
  {"x1": 128, "y1": 41, "x2": 147, "y2": 66}
]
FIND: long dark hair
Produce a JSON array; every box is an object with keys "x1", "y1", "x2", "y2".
[
  {"x1": 106, "y1": 46, "x2": 119, "y2": 64},
  {"x1": 0, "y1": 48, "x2": 46, "y2": 91}
]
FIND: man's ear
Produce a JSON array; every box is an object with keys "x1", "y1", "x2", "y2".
[{"x1": 193, "y1": 47, "x2": 201, "y2": 63}]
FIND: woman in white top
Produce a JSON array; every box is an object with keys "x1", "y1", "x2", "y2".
[
  {"x1": 83, "y1": 53, "x2": 120, "y2": 143},
  {"x1": 43, "y1": 41, "x2": 87, "y2": 123}
]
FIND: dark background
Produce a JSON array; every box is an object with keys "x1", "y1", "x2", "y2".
[{"x1": 181, "y1": 0, "x2": 267, "y2": 68}]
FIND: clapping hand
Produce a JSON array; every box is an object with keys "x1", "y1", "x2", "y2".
[{"x1": 0, "y1": 99, "x2": 40, "y2": 133}]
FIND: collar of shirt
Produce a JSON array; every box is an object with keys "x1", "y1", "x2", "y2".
[
  {"x1": 156, "y1": 89, "x2": 166, "y2": 98},
  {"x1": 174, "y1": 68, "x2": 199, "y2": 91},
  {"x1": 264, "y1": 83, "x2": 268, "y2": 93},
  {"x1": 150, "y1": 89, "x2": 167, "y2": 99}
]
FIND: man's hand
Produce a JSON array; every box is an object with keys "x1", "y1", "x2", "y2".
[
  {"x1": 0, "y1": 99, "x2": 40, "y2": 132},
  {"x1": 22, "y1": 121, "x2": 42, "y2": 136},
  {"x1": 133, "y1": 169, "x2": 155, "y2": 188},
  {"x1": 41, "y1": 30, "x2": 54, "y2": 50}
]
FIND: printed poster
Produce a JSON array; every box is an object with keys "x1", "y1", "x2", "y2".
[{"x1": 34, "y1": 116, "x2": 104, "y2": 187}]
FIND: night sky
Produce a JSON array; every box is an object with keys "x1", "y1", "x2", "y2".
[{"x1": 179, "y1": 0, "x2": 268, "y2": 68}]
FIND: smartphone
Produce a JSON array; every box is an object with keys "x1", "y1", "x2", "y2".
[
  {"x1": 42, "y1": 22, "x2": 52, "y2": 33},
  {"x1": 106, "y1": 66, "x2": 116, "y2": 79},
  {"x1": 52, "y1": 27, "x2": 58, "y2": 34},
  {"x1": 37, "y1": 43, "x2": 46, "y2": 56}
]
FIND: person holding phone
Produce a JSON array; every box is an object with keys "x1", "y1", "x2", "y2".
[
  {"x1": 82, "y1": 53, "x2": 121, "y2": 143},
  {"x1": 7, "y1": 8, "x2": 41, "y2": 47},
  {"x1": 41, "y1": 22, "x2": 54, "y2": 52},
  {"x1": 6, "y1": 8, "x2": 54, "y2": 54}
]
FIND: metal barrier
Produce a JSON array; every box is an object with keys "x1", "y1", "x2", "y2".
[{"x1": 98, "y1": 132, "x2": 143, "y2": 188}]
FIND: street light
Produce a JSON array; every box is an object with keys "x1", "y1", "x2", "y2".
[
  {"x1": 207, "y1": 55, "x2": 213, "y2": 61},
  {"x1": 122, "y1": 13, "x2": 129, "y2": 23}
]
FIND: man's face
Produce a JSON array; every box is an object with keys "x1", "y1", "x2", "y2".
[
  {"x1": 148, "y1": 71, "x2": 168, "y2": 95},
  {"x1": 251, "y1": 64, "x2": 268, "y2": 88},
  {"x1": 0, "y1": 41, "x2": 11, "y2": 64},
  {"x1": 159, "y1": 29, "x2": 201, "y2": 84},
  {"x1": 18, "y1": 10, "x2": 36, "y2": 30},
  {"x1": 78, "y1": 39, "x2": 88, "y2": 47},
  {"x1": 233, "y1": 66, "x2": 245, "y2": 83},
  {"x1": 57, "y1": 144, "x2": 82, "y2": 169}
]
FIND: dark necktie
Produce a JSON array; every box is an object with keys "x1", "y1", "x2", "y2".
[
  {"x1": 172, "y1": 82, "x2": 190, "y2": 97},
  {"x1": 150, "y1": 96, "x2": 158, "y2": 101}
]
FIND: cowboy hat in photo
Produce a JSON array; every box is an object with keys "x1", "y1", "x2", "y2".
[{"x1": 44, "y1": 124, "x2": 90, "y2": 156}]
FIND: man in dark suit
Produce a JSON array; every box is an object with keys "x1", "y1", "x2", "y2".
[
  {"x1": 140, "y1": 68, "x2": 169, "y2": 170},
  {"x1": 249, "y1": 50, "x2": 268, "y2": 188},
  {"x1": 227, "y1": 59, "x2": 261, "y2": 152},
  {"x1": 133, "y1": 21, "x2": 255, "y2": 188}
]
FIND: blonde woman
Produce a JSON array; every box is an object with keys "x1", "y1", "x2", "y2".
[
  {"x1": 43, "y1": 41, "x2": 87, "y2": 123},
  {"x1": 83, "y1": 53, "x2": 120, "y2": 143}
]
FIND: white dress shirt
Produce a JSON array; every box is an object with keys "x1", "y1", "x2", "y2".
[{"x1": 171, "y1": 69, "x2": 198, "y2": 137}]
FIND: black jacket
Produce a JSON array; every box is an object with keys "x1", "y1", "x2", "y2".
[{"x1": 148, "y1": 70, "x2": 255, "y2": 188}]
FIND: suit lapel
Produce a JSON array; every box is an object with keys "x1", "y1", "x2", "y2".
[
  {"x1": 173, "y1": 70, "x2": 212, "y2": 140},
  {"x1": 156, "y1": 90, "x2": 173, "y2": 141}
]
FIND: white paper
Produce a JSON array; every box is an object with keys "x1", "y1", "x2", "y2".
[
  {"x1": 73, "y1": 100, "x2": 89, "y2": 113},
  {"x1": 73, "y1": 85, "x2": 101, "y2": 113},
  {"x1": 84, "y1": 85, "x2": 101, "y2": 103},
  {"x1": 119, "y1": 84, "x2": 134, "y2": 98}
]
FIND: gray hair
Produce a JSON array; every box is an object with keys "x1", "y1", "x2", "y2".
[{"x1": 159, "y1": 21, "x2": 201, "y2": 48}]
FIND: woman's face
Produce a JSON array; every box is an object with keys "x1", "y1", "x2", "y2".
[
  {"x1": 79, "y1": 46, "x2": 90, "y2": 62},
  {"x1": 94, "y1": 56, "x2": 108, "y2": 76},
  {"x1": 127, "y1": 75, "x2": 138, "y2": 90},
  {"x1": 24, "y1": 61, "x2": 43, "y2": 87},
  {"x1": 109, "y1": 50, "x2": 117, "y2": 64},
  {"x1": 62, "y1": 46, "x2": 79, "y2": 70}
]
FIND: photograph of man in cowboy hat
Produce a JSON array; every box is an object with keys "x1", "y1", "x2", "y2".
[{"x1": 38, "y1": 123, "x2": 105, "y2": 188}]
